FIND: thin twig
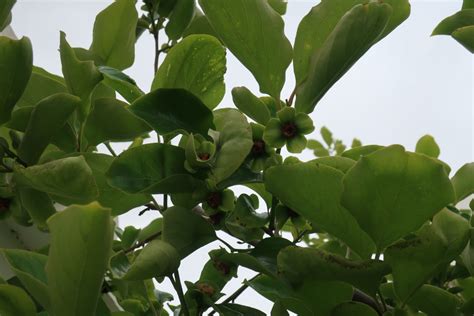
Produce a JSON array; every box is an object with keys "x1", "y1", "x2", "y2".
[
  {"x1": 123, "y1": 231, "x2": 162, "y2": 254},
  {"x1": 170, "y1": 271, "x2": 190, "y2": 316},
  {"x1": 287, "y1": 86, "x2": 297, "y2": 107},
  {"x1": 104, "y1": 142, "x2": 117, "y2": 157}
]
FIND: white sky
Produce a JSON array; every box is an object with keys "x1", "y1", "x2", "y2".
[{"x1": 9, "y1": 0, "x2": 474, "y2": 314}]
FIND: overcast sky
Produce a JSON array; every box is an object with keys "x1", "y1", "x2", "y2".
[{"x1": 9, "y1": 0, "x2": 474, "y2": 314}]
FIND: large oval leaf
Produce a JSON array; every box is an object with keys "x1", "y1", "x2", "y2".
[
  {"x1": 90, "y1": 0, "x2": 138, "y2": 70},
  {"x1": 46, "y1": 203, "x2": 114, "y2": 316},
  {"x1": 130, "y1": 88, "x2": 215, "y2": 136},
  {"x1": 295, "y1": 2, "x2": 393, "y2": 113},
  {"x1": 211, "y1": 109, "x2": 253, "y2": 183},
  {"x1": 294, "y1": 0, "x2": 410, "y2": 84},
  {"x1": 14, "y1": 156, "x2": 99, "y2": 205},
  {"x1": 0, "y1": 284, "x2": 36, "y2": 316},
  {"x1": 385, "y1": 209, "x2": 470, "y2": 302},
  {"x1": 106, "y1": 143, "x2": 188, "y2": 194},
  {"x1": 341, "y1": 145, "x2": 455, "y2": 251},
  {"x1": 18, "y1": 93, "x2": 79, "y2": 165},
  {"x1": 84, "y1": 98, "x2": 150, "y2": 146},
  {"x1": 199, "y1": 0, "x2": 292, "y2": 99},
  {"x1": 451, "y1": 162, "x2": 474, "y2": 203},
  {"x1": 0, "y1": 36, "x2": 33, "y2": 125},
  {"x1": 151, "y1": 34, "x2": 226, "y2": 109},
  {"x1": 265, "y1": 162, "x2": 375, "y2": 258},
  {"x1": 123, "y1": 240, "x2": 180, "y2": 280},
  {"x1": 165, "y1": 0, "x2": 196, "y2": 40}
]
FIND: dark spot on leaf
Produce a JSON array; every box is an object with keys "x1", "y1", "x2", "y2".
[{"x1": 197, "y1": 282, "x2": 215, "y2": 296}]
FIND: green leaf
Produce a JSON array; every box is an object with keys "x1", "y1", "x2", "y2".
[
  {"x1": 60, "y1": 32, "x2": 102, "y2": 119},
  {"x1": 182, "y1": 9, "x2": 218, "y2": 38},
  {"x1": 15, "y1": 66, "x2": 67, "y2": 108},
  {"x1": 331, "y1": 302, "x2": 378, "y2": 316},
  {"x1": 309, "y1": 156, "x2": 355, "y2": 174},
  {"x1": 123, "y1": 240, "x2": 180, "y2": 280},
  {"x1": 271, "y1": 300, "x2": 289, "y2": 316},
  {"x1": 82, "y1": 153, "x2": 150, "y2": 216},
  {"x1": 249, "y1": 275, "x2": 353, "y2": 316},
  {"x1": 295, "y1": 2, "x2": 393, "y2": 113},
  {"x1": 84, "y1": 98, "x2": 150, "y2": 146},
  {"x1": 18, "y1": 93, "x2": 79, "y2": 165},
  {"x1": 0, "y1": 0, "x2": 15, "y2": 31},
  {"x1": 293, "y1": 0, "x2": 410, "y2": 85},
  {"x1": 165, "y1": 0, "x2": 196, "y2": 40},
  {"x1": 461, "y1": 229, "x2": 474, "y2": 275},
  {"x1": 341, "y1": 145, "x2": 384, "y2": 160},
  {"x1": 432, "y1": 10, "x2": 474, "y2": 36},
  {"x1": 130, "y1": 88, "x2": 215, "y2": 136},
  {"x1": 341, "y1": 145, "x2": 455, "y2": 251},
  {"x1": 217, "y1": 303, "x2": 266, "y2": 316},
  {"x1": 162, "y1": 206, "x2": 217, "y2": 258},
  {"x1": 0, "y1": 36, "x2": 33, "y2": 125},
  {"x1": 385, "y1": 209, "x2": 470, "y2": 302},
  {"x1": 268, "y1": 0, "x2": 287, "y2": 15},
  {"x1": 211, "y1": 109, "x2": 253, "y2": 183},
  {"x1": 452, "y1": 163, "x2": 474, "y2": 203},
  {"x1": 406, "y1": 284, "x2": 461, "y2": 316},
  {"x1": 320, "y1": 126, "x2": 333, "y2": 146},
  {"x1": 231, "y1": 87, "x2": 271, "y2": 125},
  {"x1": 106, "y1": 143, "x2": 188, "y2": 194},
  {"x1": 278, "y1": 246, "x2": 390, "y2": 297},
  {"x1": 98, "y1": 66, "x2": 144, "y2": 103},
  {"x1": 14, "y1": 156, "x2": 99, "y2": 205},
  {"x1": 18, "y1": 187, "x2": 56, "y2": 231},
  {"x1": 199, "y1": 0, "x2": 292, "y2": 99},
  {"x1": 152, "y1": 35, "x2": 226, "y2": 109},
  {"x1": 464, "y1": 0, "x2": 474, "y2": 9},
  {"x1": 415, "y1": 134, "x2": 440, "y2": 158},
  {"x1": 0, "y1": 284, "x2": 36, "y2": 316},
  {"x1": 46, "y1": 203, "x2": 114, "y2": 316},
  {"x1": 265, "y1": 161, "x2": 375, "y2": 258},
  {"x1": 90, "y1": 0, "x2": 138, "y2": 70},
  {"x1": 2, "y1": 249, "x2": 50, "y2": 310},
  {"x1": 452, "y1": 25, "x2": 474, "y2": 53}
]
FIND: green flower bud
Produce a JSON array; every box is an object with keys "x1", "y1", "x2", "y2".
[
  {"x1": 247, "y1": 123, "x2": 276, "y2": 171},
  {"x1": 263, "y1": 107, "x2": 315, "y2": 153},
  {"x1": 184, "y1": 134, "x2": 216, "y2": 173},
  {"x1": 202, "y1": 189, "x2": 235, "y2": 215}
]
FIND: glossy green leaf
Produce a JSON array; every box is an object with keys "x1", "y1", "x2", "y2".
[
  {"x1": 415, "y1": 134, "x2": 440, "y2": 158},
  {"x1": 265, "y1": 161, "x2": 375, "y2": 258},
  {"x1": 452, "y1": 25, "x2": 474, "y2": 53},
  {"x1": 271, "y1": 300, "x2": 289, "y2": 316},
  {"x1": 199, "y1": 0, "x2": 292, "y2": 99},
  {"x1": 211, "y1": 109, "x2": 253, "y2": 183},
  {"x1": 278, "y1": 246, "x2": 390, "y2": 297},
  {"x1": 130, "y1": 88, "x2": 215, "y2": 136},
  {"x1": 60, "y1": 32, "x2": 102, "y2": 119},
  {"x1": 0, "y1": 0, "x2": 15, "y2": 31},
  {"x1": 406, "y1": 284, "x2": 461, "y2": 316},
  {"x1": 341, "y1": 145, "x2": 384, "y2": 160},
  {"x1": 84, "y1": 98, "x2": 150, "y2": 146},
  {"x1": 18, "y1": 93, "x2": 79, "y2": 165},
  {"x1": 293, "y1": 0, "x2": 410, "y2": 84},
  {"x1": 461, "y1": 229, "x2": 474, "y2": 275},
  {"x1": 162, "y1": 206, "x2": 217, "y2": 258},
  {"x1": 82, "y1": 153, "x2": 150, "y2": 216},
  {"x1": 464, "y1": 0, "x2": 474, "y2": 9},
  {"x1": 385, "y1": 209, "x2": 470, "y2": 302},
  {"x1": 152, "y1": 35, "x2": 226, "y2": 109},
  {"x1": 432, "y1": 10, "x2": 474, "y2": 36},
  {"x1": 0, "y1": 36, "x2": 33, "y2": 125},
  {"x1": 341, "y1": 145, "x2": 455, "y2": 251},
  {"x1": 98, "y1": 66, "x2": 144, "y2": 103},
  {"x1": 18, "y1": 187, "x2": 56, "y2": 231},
  {"x1": 217, "y1": 303, "x2": 266, "y2": 316},
  {"x1": 182, "y1": 9, "x2": 218, "y2": 38},
  {"x1": 2, "y1": 249, "x2": 50, "y2": 310},
  {"x1": 123, "y1": 240, "x2": 180, "y2": 280},
  {"x1": 165, "y1": 0, "x2": 196, "y2": 40},
  {"x1": 268, "y1": 0, "x2": 287, "y2": 15},
  {"x1": 46, "y1": 203, "x2": 114, "y2": 316},
  {"x1": 309, "y1": 156, "x2": 355, "y2": 174},
  {"x1": 106, "y1": 143, "x2": 188, "y2": 194},
  {"x1": 331, "y1": 302, "x2": 378, "y2": 316},
  {"x1": 249, "y1": 275, "x2": 353, "y2": 316},
  {"x1": 452, "y1": 163, "x2": 474, "y2": 203},
  {"x1": 295, "y1": 2, "x2": 394, "y2": 113},
  {"x1": 0, "y1": 284, "x2": 36, "y2": 316},
  {"x1": 90, "y1": 0, "x2": 138, "y2": 70},
  {"x1": 14, "y1": 156, "x2": 99, "y2": 205},
  {"x1": 231, "y1": 87, "x2": 271, "y2": 125},
  {"x1": 15, "y1": 66, "x2": 67, "y2": 108}
]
